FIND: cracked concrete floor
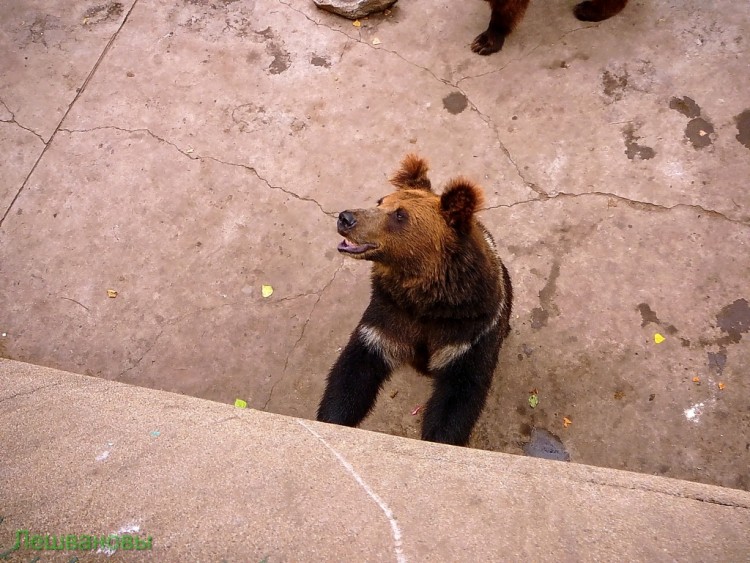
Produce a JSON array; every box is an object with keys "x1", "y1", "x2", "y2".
[{"x1": 1, "y1": 0, "x2": 748, "y2": 490}]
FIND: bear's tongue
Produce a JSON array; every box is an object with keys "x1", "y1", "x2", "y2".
[{"x1": 338, "y1": 239, "x2": 374, "y2": 254}]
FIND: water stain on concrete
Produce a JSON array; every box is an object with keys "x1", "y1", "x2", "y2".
[
  {"x1": 623, "y1": 124, "x2": 655, "y2": 160},
  {"x1": 637, "y1": 303, "x2": 660, "y2": 326},
  {"x1": 185, "y1": 0, "x2": 240, "y2": 5},
  {"x1": 83, "y1": 3, "x2": 124, "y2": 24},
  {"x1": 311, "y1": 54, "x2": 331, "y2": 68},
  {"x1": 523, "y1": 428, "x2": 570, "y2": 461},
  {"x1": 636, "y1": 303, "x2": 678, "y2": 334},
  {"x1": 602, "y1": 69, "x2": 628, "y2": 102},
  {"x1": 685, "y1": 117, "x2": 715, "y2": 149},
  {"x1": 442, "y1": 92, "x2": 468, "y2": 115},
  {"x1": 668, "y1": 96, "x2": 715, "y2": 149},
  {"x1": 669, "y1": 96, "x2": 701, "y2": 118},
  {"x1": 707, "y1": 349, "x2": 727, "y2": 375},
  {"x1": 716, "y1": 298, "x2": 750, "y2": 343},
  {"x1": 267, "y1": 44, "x2": 290, "y2": 74},
  {"x1": 531, "y1": 261, "x2": 560, "y2": 330},
  {"x1": 734, "y1": 109, "x2": 750, "y2": 149},
  {"x1": 28, "y1": 15, "x2": 61, "y2": 47},
  {"x1": 256, "y1": 27, "x2": 290, "y2": 75}
]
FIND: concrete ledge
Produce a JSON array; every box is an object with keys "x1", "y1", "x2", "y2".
[{"x1": 1, "y1": 358, "x2": 749, "y2": 561}]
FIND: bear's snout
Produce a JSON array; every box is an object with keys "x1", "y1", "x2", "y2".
[{"x1": 338, "y1": 211, "x2": 357, "y2": 232}]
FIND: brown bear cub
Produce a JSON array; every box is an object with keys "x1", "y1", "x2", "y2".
[
  {"x1": 472, "y1": 0, "x2": 629, "y2": 55},
  {"x1": 317, "y1": 155, "x2": 513, "y2": 446}
]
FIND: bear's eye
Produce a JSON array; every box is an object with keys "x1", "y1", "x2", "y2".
[{"x1": 395, "y1": 209, "x2": 406, "y2": 222}]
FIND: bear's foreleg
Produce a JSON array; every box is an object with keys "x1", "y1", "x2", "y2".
[
  {"x1": 421, "y1": 327, "x2": 502, "y2": 446},
  {"x1": 472, "y1": 0, "x2": 530, "y2": 55},
  {"x1": 317, "y1": 326, "x2": 394, "y2": 427}
]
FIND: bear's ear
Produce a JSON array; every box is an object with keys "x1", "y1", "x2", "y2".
[
  {"x1": 389, "y1": 154, "x2": 432, "y2": 191},
  {"x1": 440, "y1": 177, "x2": 484, "y2": 232}
]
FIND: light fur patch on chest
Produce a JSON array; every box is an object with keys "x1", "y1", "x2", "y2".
[
  {"x1": 428, "y1": 342, "x2": 472, "y2": 371},
  {"x1": 357, "y1": 325, "x2": 409, "y2": 369},
  {"x1": 428, "y1": 307, "x2": 504, "y2": 371}
]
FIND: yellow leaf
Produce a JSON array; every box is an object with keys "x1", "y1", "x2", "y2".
[
  {"x1": 107, "y1": 289, "x2": 118, "y2": 298},
  {"x1": 352, "y1": 20, "x2": 361, "y2": 27},
  {"x1": 234, "y1": 398, "x2": 247, "y2": 409},
  {"x1": 718, "y1": 382, "x2": 725, "y2": 390},
  {"x1": 653, "y1": 333, "x2": 665, "y2": 344},
  {"x1": 563, "y1": 416, "x2": 572, "y2": 428},
  {"x1": 261, "y1": 284, "x2": 273, "y2": 298}
]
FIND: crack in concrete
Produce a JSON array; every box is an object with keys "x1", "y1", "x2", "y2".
[
  {"x1": 207, "y1": 414, "x2": 241, "y2": 426},
  {"x1": 263, "y1": 261, "x2": 344, "y2": 410},
  {"x1": 483, "y1": 191, "x2": 750, "y2": 227},
  {"x1": 393, "y1": 446, "x2": 750, "y2": 509},
  {"x1": 574, "y1": 475, "x2": 750, "y2": 509},
  {"x1": 456, "y1": 24, "x2": 597, "y2": 86},
  {"x1": 60, "y1": 296, "x2": 91, "y2": 313},
  {"x1": 275, "y1": 9, "x2": 743, "y2": 221},
  {"x1": 0, "y1": 98, "x2": 47, "y2": 145},
  {"x1": 117, "y1": 328, "x2": 165, "y2": 379},
  {"x1": 269, "y1": 9, "x2": 750, "y2": 230},
  {"x1": 0, "y1": 0, "x2": 140, "y2": 228},
  {"x1": 329, "y1": 28, "x2": 747, "y2": 224},
  {"x1": 468, "y1": 101, "x2": 546, "y2": 197},
  {"x1": 363, "y1": 49, "x2": 543, "y2": 195},
  {"x1": 59, "y1": 125, "x2": 335, "y2": 217},
  {"x1": 0, "y1": 382, "x2": 61, "y2": 404},
  {"x1": 113, "y1": 278, "x2": 344, "y2": 383},
  {"x1": 116, "y1": 301, "x2": 237, "y2": 379},
  {"x1": 275, "y1": 1, "x2": 545, "y2": 197}
]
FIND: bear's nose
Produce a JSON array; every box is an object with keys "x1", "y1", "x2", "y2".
[{"x1": 338, "y1": 211, "x2": 357, "y2": 231}]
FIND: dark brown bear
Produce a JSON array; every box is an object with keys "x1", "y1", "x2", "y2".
[
  {"x1": 317, "y1": 155, "x2": 513, "y2": 446},
  {"x1": 472, "y1": 0, "x2": 629, "y2": 55}
]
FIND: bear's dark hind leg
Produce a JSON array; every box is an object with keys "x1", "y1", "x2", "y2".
[
  {"x1": 421, "y1": 328, "x2": 502, "y2": 446},
  {"x1": 317, "y1": 327, "x2": 393, "y2": 427},
  {"x1": 574, "y1": 0, "x2": 628, "y2": 22},
  {"x1": 472, "y1": 0, "x2": 530, "y2": 55}
]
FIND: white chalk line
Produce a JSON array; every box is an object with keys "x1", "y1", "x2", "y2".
[{"x1": 297, "y1": 420, "x2": 407, "y2": 563}]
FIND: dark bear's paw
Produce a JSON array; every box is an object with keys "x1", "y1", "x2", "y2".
[
  {"x1": 471, "y1": 31, "x2": 505, "y2": 56},
  {"x1": 574, "y1": 0, "x2": 623, "y2": 22}
]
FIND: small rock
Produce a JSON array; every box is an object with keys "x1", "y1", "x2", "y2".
[
  {"x1": 313, "y1": 0, "x2": 398, "y2": 19},
  {"x1": 523, "y1": 428, "x2": 570, "y2": 462}
]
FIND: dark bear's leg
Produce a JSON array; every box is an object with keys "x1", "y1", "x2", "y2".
[
  {"x1": 317, "y1": 327, "x2": 393, "y2": 427},
  {"x1": 472, "y1": 0, "x2": 530, "y2": 56},
  {"x1": 574, "y1": 0, "x2": 628, "y2": 22},
  {"x1": 421, "y1": 328, "x2": 502, "y2": 446}
]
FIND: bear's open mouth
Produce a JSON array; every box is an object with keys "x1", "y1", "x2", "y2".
[{"x1": 338, "y1": 238, "x2": 378, "y2": 255}]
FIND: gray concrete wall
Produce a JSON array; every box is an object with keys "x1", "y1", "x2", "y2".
[{"x1": 1, "y1": 359, "x2": 749, "y2": 561}]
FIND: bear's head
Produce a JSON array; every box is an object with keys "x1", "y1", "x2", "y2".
[{"x1": 336, "y1": 154, "x2": 485, "y2": 274}]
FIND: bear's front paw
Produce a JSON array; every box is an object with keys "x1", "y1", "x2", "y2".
[
  {"x1": 471, "y1": 31, "x2": 506, "y2": 56},
  {"x1": 573, "y1": 1, "x2": 607, "y2": 21}
]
